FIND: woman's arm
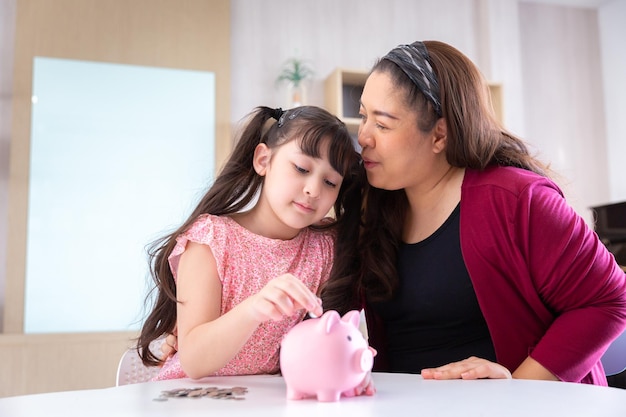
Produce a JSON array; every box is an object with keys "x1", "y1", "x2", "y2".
[
  {"x1": 512, "y1": 356, "x2": 558, "y2": 380},
  {"x1": 521, "y1": 183, "x2": 626, "y2": 381}
]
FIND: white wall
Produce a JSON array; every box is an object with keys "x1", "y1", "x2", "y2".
[
  {"x1": 230, "y1": 0, "x2": 625, "y2": 224},
  {"x1": 229, "y1": 0, "x2": 483, "y2": 121},
  {"x1": 0, "y1": 0, "x2": 16, "y2": 331},
  {"x1": 519, "y1": 3, "x2": 609, "y2": 220},
  {"x1": 482, "y1": 0, "x2": 526, "y2": 137},
  {"x1": 599, "y1": 0, "x2": 626, "y2": 201}
]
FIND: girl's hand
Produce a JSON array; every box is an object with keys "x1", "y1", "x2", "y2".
[
  {"x1": 157, "y1": 274, "x2": 321, "y2": 361},
  {"x1": 343, "y1": 347, "x2": 378, "y2": 397},
  {"x1": 159, "y1": 331, "x2": 178, "y2": 361},
  {"x1": 246, "y1": 274, "x2": 323, "y2": 323},
  {"x1": 421, "y1": 356, "x2": 512, "y2": 380}
]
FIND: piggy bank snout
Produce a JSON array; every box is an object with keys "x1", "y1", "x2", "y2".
[{"x1": 353, "y1": 347, "x2": 374, "y2": 372}]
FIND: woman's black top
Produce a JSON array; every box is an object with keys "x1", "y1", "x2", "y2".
[{"x1": 369, "y1": 204, "x2": 496, "y2": 373}]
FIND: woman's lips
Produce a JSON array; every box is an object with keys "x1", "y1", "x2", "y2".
[{"x1": 361, "y1": 158, "x2": 378, "y2": 169}]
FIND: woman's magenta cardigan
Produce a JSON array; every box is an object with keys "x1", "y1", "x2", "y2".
[{"x1": 365, "y1": 166, "x2": 626, "y2": 385}]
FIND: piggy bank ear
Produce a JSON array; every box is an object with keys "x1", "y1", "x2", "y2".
[
  {"x1": 318, "y1": 310, "x2": 341, "y2": 334},
  {"x1": 341, "y1": 310, "x2": 361, "y2": 328}
]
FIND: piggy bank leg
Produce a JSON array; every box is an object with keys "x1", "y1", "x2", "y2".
[{"x1": 316, "y1": 390, "x2": 341, "y2": 402}]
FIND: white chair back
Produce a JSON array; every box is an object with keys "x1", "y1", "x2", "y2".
[{"x1": 116, "y1": 339, "x2": 164, "y2": 386}]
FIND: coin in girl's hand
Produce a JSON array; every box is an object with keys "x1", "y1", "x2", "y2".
[{"x1": 308, "y1": 297, "x2": 323, "y2": 318}]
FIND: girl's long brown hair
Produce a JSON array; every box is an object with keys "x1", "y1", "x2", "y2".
[{"x1": 137, "y1": 105, "x2": 364, "y2": 366}]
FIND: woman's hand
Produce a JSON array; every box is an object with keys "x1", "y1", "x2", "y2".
[
  {"x1": 420, "y1": 356, "x2": 512, "y2": 380},
  {"x1": 343, "y1": 371, "x2": 377, "y2": 397}
]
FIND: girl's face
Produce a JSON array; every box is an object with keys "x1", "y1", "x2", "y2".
[
  {"x1": 357, "y1": 71, "x2": 444, "y2": 192},
  {"x1": 252, "y1": 139, "x2": 343, "y2": 239}
]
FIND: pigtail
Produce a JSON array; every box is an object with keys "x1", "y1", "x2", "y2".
[
  {"x1": 136, "y1": 107, "x2": 277, "y2": 366},
  {"x1": 194, "y1": 106, "x2": 275, "y2": 216}
]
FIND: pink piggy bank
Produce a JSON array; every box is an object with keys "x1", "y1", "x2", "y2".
[{"x1": 279, "y1": 310, "x2": 374, "y2": 402}]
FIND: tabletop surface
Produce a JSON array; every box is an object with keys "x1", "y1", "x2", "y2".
[{"x1": 1, "y1": 372, "x2": 625, "y2": 417}]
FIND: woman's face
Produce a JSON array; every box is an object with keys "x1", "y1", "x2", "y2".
[{"x1": 358, "y1": 71, "x2": 442, "y2": 192}]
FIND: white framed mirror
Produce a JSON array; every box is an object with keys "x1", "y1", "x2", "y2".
[{"x1": 25, "y1": 57, "x2": 216, "y2": 333}]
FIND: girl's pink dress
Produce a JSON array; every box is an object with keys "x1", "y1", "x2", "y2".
[{"x1": 155, "y1": 214, "x2": 334, "y2": 380}]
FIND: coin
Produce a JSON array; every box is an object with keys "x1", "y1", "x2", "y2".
[{"x1": 154, "y1": 386, "x2": 248, "y2": 401}]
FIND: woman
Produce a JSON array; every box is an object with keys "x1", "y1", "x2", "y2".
[{"x1": 321, "y1": 40, "x2": 626, "y2": 385}]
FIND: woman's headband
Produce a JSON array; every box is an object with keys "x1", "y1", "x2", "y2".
[{"x1": 382, "y1": 41, "x2": 442, "y2": 117}]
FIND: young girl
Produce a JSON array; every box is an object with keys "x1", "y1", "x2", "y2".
[{"x1": 137, "y1": 105, "x2": 363, "y2": 380}]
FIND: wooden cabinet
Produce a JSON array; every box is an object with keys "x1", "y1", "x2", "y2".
[
  {"x1": 489, "y1": 82, "x2": 503, "y2": 124},
  {"x1": 324, "y1": 67, "x2": 503, "y2": 134},
  {"x1": 324, "y1": 68, "x2": 368, "y2": 135}
]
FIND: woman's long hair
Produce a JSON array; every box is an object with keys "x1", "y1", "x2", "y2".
[
  {"x1": 324, "y1": 40, "x2": 551, "y2": 311},
  {"x1": 137, "y1": 105, "x2": 364, "y2": 366}
]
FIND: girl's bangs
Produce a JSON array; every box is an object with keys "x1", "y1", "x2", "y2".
[{"x1": 298, "y1": 127, "x2": 357, "y2": 178}]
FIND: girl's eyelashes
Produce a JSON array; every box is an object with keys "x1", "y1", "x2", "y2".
[
  {"x1": 294, "y1": 163, "x2": 339, "y2": 188},
  {"x1": 294, "y1": 164, "x2": 308, "y2": 174},
  {"x1": 324, "y1": 179, "x2": 338, "y2": 188}
]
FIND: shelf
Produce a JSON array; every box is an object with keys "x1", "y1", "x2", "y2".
[
  {"x1": 324, "y1": 68, "x2": 368, "y2": 134},
  {"x1": 324, "y1": 67, "x2": 504, "y2": 135},
  {"x1": 487, "y1": 83, "x2": 503, "y2": 124}
]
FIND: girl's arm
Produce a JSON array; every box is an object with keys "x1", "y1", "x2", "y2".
[{"x1": 176, "y1": 241, "x2": 322, "y2": 379}]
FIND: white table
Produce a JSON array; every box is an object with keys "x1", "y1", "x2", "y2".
[{"x1": 1, "y1": 372, "x2": 625, "y2": 417}]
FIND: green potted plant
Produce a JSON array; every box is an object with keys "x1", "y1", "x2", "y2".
[{"x1": 276, "y1": 58, "x2": 314, "y2": 107}]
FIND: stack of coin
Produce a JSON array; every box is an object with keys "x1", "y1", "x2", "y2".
[{"x1": 153, "y1": 386, "x2": 248, "y2": 401}]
